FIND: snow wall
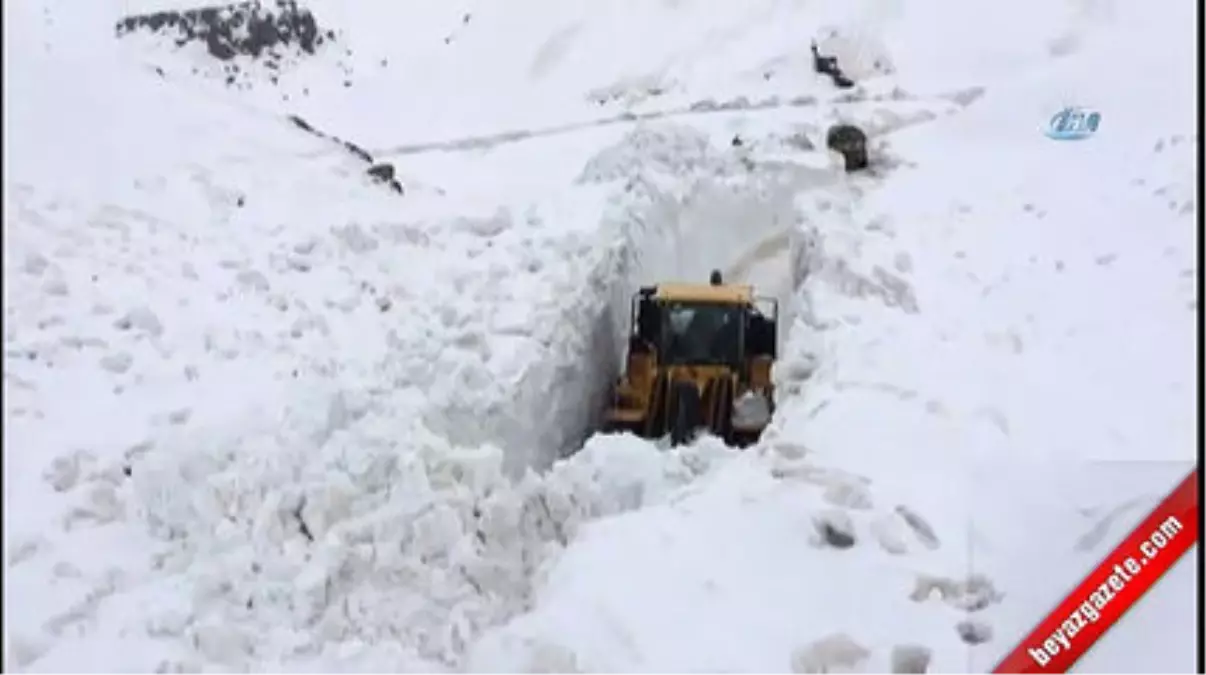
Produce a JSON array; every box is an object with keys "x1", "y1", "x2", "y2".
[{"x1": 477, "y1": 122, "x2": 818, "y2": 473}]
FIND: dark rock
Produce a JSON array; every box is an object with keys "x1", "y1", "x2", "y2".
[
  {"x1": 811, "y1": 40, "x2": 857, "y2": 90},
  {"x1": 206, "y1": 30, "x2": 237, "y2": 60},
  {"x1": 820, "y1": 522, "x2": 855, "y2": 548},
  {"x1": 365, "y1": 164, "x2": 405, "y2": 195},
  {"x1": 367, "y1": 163, "x2": 395, "y2": 182},
  {"x1": 287, "y1": 114, "x2": 317, "y2": 134},
  {"x1": 115, "y1": 1, "x2": 334, "y2": 66},
  {"x1": 343, "y1": 141, "x2": 373, "y2": 163},
  {"x1": 826, "y1": 124, "x2": 869, "y2": 172}
]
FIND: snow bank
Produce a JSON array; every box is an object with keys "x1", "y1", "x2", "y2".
[
  {"x1": 772, "y1": 2, "x2": 1199, "y2": 669},
  {"x1": 468, "y1": 447, "x2": 991, "y2": 673}
]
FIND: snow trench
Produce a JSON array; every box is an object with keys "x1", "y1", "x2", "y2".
[
  {"x1": 398, "y1": 121, "x2": 833, "y2": 669},
  {"x1": 402, "y1": 120, "x2": 821, "y2": 479},
  {"x1": 496, "y1": 121, "x2": 821, "y2": 471}
]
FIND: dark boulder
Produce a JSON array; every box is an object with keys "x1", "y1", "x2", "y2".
[
  {"x1": 826, "y1": 124, "x2": 869, "y2": 172},
  {"x1": 811, "y1": 41, "x2": 857, "y2": 90},
  {"x1": 367, "y1": 163, "x2": 405, "y2": 195}
]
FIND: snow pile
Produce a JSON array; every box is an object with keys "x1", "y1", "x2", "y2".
[{"x1": 469, "y1": 447, "x2": 993, "y2": 672}]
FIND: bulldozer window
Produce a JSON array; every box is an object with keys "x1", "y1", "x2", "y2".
[
  {"x1": 661, "y1": 302, "x2": 744, "y2": 367},
  {"x1": 637, "y1": 296, "x2": 660, "y2": 343},
  {"x1": 747, "y1": 314, "x2": 776, "y2": 358}
]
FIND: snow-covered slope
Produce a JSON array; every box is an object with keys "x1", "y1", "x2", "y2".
[{"x1": 4, "y1": 0, "x2": 1197, "y2": 672}]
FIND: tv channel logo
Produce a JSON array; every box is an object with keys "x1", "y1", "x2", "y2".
[{"x1": 1045, "y1": 107, "x2": 1101, "y2": 140}]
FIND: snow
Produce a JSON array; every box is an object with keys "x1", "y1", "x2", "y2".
[
  {"x1": 4, "y1": 0, "x2": 1197, "y2": 672},
  {"x1": 467, "y1": 451, "x2": 979, "y2": 672}
]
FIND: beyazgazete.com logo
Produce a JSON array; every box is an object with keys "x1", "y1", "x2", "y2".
[{"x1": 1045, "y1": 106, "x2": 1101, "y2": 140}]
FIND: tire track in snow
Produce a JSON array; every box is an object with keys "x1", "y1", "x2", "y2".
[{"x1": 291, "y1": 85, "x2": 984, "y2": 160}]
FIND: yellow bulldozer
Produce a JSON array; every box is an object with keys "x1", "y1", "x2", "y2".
[{"x1": 603, "y1": 270, "x2": 778, "y2": 447}]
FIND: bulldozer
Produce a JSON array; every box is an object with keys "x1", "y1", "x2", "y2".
[{"x1": 603, "y1": 270, "x2": 778, "y2": 447}]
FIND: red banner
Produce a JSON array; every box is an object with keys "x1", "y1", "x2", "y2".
[{"x1": 993, "y1": 467, "x2": 1200, "y2": 673}]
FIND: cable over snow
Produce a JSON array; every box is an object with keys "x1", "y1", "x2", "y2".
[{"x1": 4, "y1": 0, "x2": 1197, "y2": 672}]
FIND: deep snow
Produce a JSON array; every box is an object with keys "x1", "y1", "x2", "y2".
[{"x1": 4, "y1": 0, "x2": 1198, "y2": 672}]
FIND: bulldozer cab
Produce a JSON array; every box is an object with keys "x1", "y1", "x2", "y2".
[
  {"x1": 628, "y1": 283, "x2": 777, "y2": 372},
  {"x1": 662, "y1": 301, "x2": 743, "y2": 367}
]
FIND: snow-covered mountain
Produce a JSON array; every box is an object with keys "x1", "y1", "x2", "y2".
[{"x1": 4, "y1": 0, "x2": 1197, "y2": 672}]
